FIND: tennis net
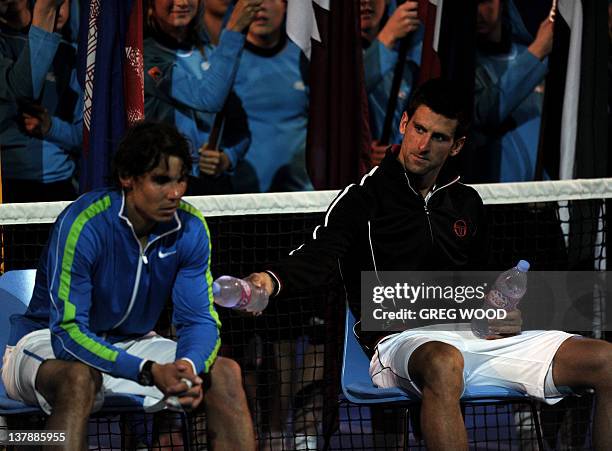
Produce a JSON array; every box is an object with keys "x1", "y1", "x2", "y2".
[{"x1": 0, "y1": 177, "x2": 609, "y2": 450}]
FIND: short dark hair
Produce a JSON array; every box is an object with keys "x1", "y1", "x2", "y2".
[
  {"x1": 404, "y1": 78, "x2": 470, "y2": 139},
  {"x1": 112, "y1": 121, "x2": 192, "y2": 187}
]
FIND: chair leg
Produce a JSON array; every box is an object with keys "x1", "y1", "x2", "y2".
[
  {"x1": 180, "y1": 412, "x2": 192, "y2": 451},
  {"x1": 320, "y1": 400, "x2": 339, "y2": 451},
  {"x1": 408, "y1": 404, "x2": 422, "y2": 442},
  {"x1": 119, "y1": 414, "x2": 127, "y2": 451},
  {"x1": 402, "y1": 408, "x2": 410, "y2": 451},
  {"x1": 529, "y1": 402, "x2": 545, "y2": 451}
]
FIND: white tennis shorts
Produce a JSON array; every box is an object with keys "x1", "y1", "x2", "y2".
[
  {"x1": 1, "y1": 329, "x2": 177, "y2": 414},
  {"x1": 369, "y1": 324, "x2": 576, "y2": 405}
]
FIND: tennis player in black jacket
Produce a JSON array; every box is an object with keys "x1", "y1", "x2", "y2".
[{"x1": 249, "y1": 78, "x2": 612, "y2": 451}]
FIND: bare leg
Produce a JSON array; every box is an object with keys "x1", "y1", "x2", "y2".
[
  {"x1": 205, "y1": 357, "x2": 256, "y2": 450},
  {"x1": 292, "y1": 342, "x2": 325, "y2": 450},
  {"x1": 36, "y1": 360, "x2": 102, "y2": 451},
  {"x1": 269, "y1": 340, "x2": 295, "y2": 449},
  {"x1": 408, "y1": 341, "x2": 467, "y2": 451},
  {"x1": 551, "y1": 337, "x2": 612, "y2": 451}
]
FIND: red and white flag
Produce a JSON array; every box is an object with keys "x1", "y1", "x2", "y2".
[{"x1": 287, "y1": 0, "x2": 371, "y2": 190}]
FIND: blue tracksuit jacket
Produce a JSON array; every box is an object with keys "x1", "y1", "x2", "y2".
[{"x1": 9, "y1": 188, "x2": 221, "y2": 381}]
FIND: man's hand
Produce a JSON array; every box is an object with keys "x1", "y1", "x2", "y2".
[
  {"x1": 226, "y1": 0, "x2": 263, "y2": 33},
  {"x1": 377, "y1": 1, "x2": 420, "y2": 49},
  {"x1": 528, "y1": 18, "x2": 554, "y2": 60},
  {"x1": 246, "y1": 272, "x2": 274, "y2": 297},
  {"x1": 484, "y1": 309, "x2": 523, "y2": 340},
  {"x1": 20, "y1": 104, "x2": 51, "y2": 139},
  {"x1": 199, "y1": 143, "x2": 231, "y2": 176},
  {"x1": 151, "y1": 360, "x2": 204, "y2": 410}
]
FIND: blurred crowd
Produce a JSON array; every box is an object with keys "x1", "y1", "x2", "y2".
[{"x1": 1, "y1": 0, "x2": 601, "y2": 204}]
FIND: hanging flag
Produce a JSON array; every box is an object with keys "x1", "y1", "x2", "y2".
[
  {"x1": 416, "y1": 0, "x2": 442, "y2": 83},
  {"x1": 78, "y1": 0, "x2": 143, "y2": 193},
  {"x1": 416, "y1": 0, "x2": 476, "y2": 89},
  {"x1": 569, "y1": 0, "x2": 607, "y2": 179},
  {"x1": 537, "y1": 0, "x2": 607, "y2": 180},
  {"x1": 555, "y1": 0, "x2": 582, "y2": 181},
  {"x1": 287, "y1": 0, "x2": 371, "y2": 190}
]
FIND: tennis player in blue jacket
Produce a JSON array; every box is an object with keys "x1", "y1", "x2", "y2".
[{"x1": 2, "y1": 121, "x2": 255, "y2": 450}]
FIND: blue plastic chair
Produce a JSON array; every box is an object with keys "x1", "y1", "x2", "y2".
[
  {"x1": 341, "y1": 305, "x2": 544, "y2": 450},
  {"x1": 0, "y1": 269, "x2": 192, "y2": 448}
]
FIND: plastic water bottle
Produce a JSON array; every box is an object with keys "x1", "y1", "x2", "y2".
[
  {"x1": 472, "y1": 260, "x2": 530, "y2": 338},
  {"x1": 212, "y1": 275, "x2": 269, "y2": 313}
]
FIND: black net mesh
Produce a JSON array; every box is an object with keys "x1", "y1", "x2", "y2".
[{"x1": 0, "y1": 195, "x2": 607, "y2": 450}]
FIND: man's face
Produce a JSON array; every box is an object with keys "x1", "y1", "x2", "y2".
[
  {"x1": 248, "y1": 0, "x2": 285, "y2": 38},
  {"x1": 476, "y1": 0, "x2": 501, "y2": 37},
  {"x1": 151, "y1": 0, "x2": 198, "y2": 33},
  {"x1": 122, "y1": 155, "x2": 187, "y2": 228},
  {"x1": 398, "y1": 105, "x2": 464, "y2": 176},
  {"x1": 360, "y1": 0, "x2": 385, "y2": 36}
]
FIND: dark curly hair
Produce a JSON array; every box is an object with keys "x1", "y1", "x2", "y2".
[{"x1": 112, "y1": 121, "x2": 192, "y2": 188}]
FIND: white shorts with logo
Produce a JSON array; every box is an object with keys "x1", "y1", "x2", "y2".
[
  {"x1": 369, "y1": 324, "x2": 577, "y2": 405},
  {"x1": 1, "y1": 329, "x2": 177, "y2": 414}
]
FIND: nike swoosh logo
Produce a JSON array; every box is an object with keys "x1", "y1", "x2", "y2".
[{"x1": 158, "y1": 249, "x2": 177, "y2": 259}]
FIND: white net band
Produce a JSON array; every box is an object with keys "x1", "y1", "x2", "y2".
[{"x1": 0, "y1": 178, "x2": 610, "y2": 224}]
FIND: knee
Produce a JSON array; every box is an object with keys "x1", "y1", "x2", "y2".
[
  {"x1": 409, "y1": 342, "x2": 464, "y2": 397},
  {"x1": 555, "y1": 339, "x2": 612, "y2": 390},
  {"x1": 61, "y1": 362, "x2": 101, "y2": 400},
  {"x1": 209, "y1": 357, "x2": 248, "y2": 404},
  {"x1": 39, "y1": 361, "x2": 101, "y2": 408},
  {"x1": 589, "y1": 343, "x2": 612, "y2": 388}
]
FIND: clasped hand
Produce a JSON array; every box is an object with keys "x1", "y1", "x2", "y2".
[{"x1": 152, "y1": 360, "x2": 204, "y2": 411}]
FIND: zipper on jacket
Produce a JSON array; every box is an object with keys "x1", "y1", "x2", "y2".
[
  {"x1": 114, "y1": 195, "x2": 182, "y2": 330},
  {"x1": 423, "y1": 202, "x2": 434, "y2": 244},
  {"x1": 113, "y1": 237, "x2": 160, "y2": 329},
  {"x1": 404, "y1": 172, "x2": 461, "y2": 244},
  {"x1": 115, "y1": 232, "x2": 176, "y2": 329},
  {"x1": 113, "y1": 242, "x2": 144, "y2": 329},
  {"x1": 404, "y1": 172, "x2": 435, "y2": 243}
]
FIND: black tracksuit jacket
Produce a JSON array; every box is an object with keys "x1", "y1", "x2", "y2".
[{"x1": 268, "y1": 149, "x2": 486, "y2": 353}]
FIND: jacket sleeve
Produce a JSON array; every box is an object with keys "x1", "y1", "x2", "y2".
[
  {"x1": 363, "y1": 26, "x2": 423, "y2": 95},
  {"x1": 145, "y1": 30, "x2": 244, "y2": 113},
  {"x1": 363, "y1": 40, "x2": 397, "y2": 93},
  {"x1": 222, "y1": 130, "x2": 250, "y2": 171},
  {"x1": 268, "y1": 182, "x2": 371, "y2": 296},
  {"x1": 473, "y1": 49, "x2": 547, "y2": 128},
  {"x1": 0, "y1": 26, "x2": 60, "y2": 101},
  {"x1": 45, "y1": 70, "x2": 83, "y2": 152},
  {"x1": 48, "y1": 204, "x2": 143, "y2": 381},
  {"x1": 172, "y1": 204, "x2": 221, "y2": 374}
]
